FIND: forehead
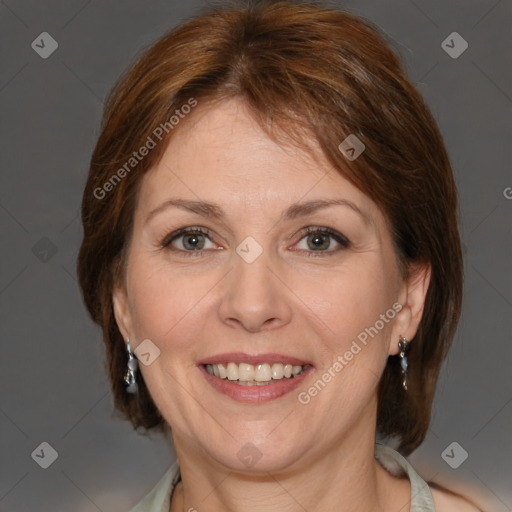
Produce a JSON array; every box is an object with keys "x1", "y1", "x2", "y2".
[{"x1": 136, "y1": 98, "x2": 381, "y2": 224}]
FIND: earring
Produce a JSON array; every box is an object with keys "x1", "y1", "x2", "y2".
[
  {"x1": 124, "y1": 337, "x2": 138, "y2": 394},
  {"x1": 398, "y1": 336, "x2": 409, "y2": 391}
]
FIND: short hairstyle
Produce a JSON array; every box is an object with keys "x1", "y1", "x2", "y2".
[{"x1": 77, "y1": 0, "x2": 463, "y2": 455}]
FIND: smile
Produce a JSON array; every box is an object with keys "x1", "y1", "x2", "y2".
[
  {"x1": 198, "y1": 353, "x2": 314, "y2": 403},
  {"x1": 204, "y1": 362, "x2": 308, "y2": 385}
]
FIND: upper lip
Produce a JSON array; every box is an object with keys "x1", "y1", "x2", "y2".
[{"x1": 197, "y1": 352, "x2": 312, "y2": 366}]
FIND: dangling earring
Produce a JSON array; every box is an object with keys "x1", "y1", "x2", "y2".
[
  {"x1": 398, "y1": 336, "x2": 409, "y2": 391},
  {"x1": 124, "y1": 337, "x2": 138, "y2": 394}
]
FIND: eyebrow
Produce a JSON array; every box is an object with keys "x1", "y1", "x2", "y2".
[{"x1": 144, "y1": 198, "x2": 374, "y2": 226}]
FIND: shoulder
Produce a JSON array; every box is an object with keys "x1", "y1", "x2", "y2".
[{"x1": 430, "y1": 484, "x2": 483, "y2": 512}]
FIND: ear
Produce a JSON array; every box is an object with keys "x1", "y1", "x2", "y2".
[
  {"x1": 112, "y1": 283, "x2": 134, "y2": 342},
  {"x1": 389, "y1": 263, "x2": 431, "y2": 355}
]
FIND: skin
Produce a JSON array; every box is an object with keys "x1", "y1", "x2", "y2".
[{"x1": 113, "y1": 98, "x2": 441, "y2": 512}]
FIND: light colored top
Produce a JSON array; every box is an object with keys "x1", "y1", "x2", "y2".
[{"x1": 129, "y1": 443, "x2": 436, "y2": 511}]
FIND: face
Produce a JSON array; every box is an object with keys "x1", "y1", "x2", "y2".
[{"x1": 113, "y1": 98, "x2": 428, "y2": 474}]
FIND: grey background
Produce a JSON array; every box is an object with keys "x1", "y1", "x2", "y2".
[{"x1": 0, "y1": 0, "x2": 511, "y2": 511}]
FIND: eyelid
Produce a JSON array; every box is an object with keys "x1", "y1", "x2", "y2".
[
  {"x1": 291, "y1": 226, "x2": 350, "y2": 253},
  {"x1": 160, "y1": 225, "x2": 350, "y2": 254},
  {"x1": 161, "y1": 226, "x2": 216, "y2": 248}
]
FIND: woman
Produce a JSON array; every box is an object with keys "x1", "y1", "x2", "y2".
[{"x1": 77, "y1": 1, "x2": 481, "y2": 510}]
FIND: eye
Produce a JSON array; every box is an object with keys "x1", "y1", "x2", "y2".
[
  {"x1": 161, "y1": 227, "x2": 218, "y2": 254},
  {"x1": 292, "y1": 227, "x2": 350, "y2": 255}
]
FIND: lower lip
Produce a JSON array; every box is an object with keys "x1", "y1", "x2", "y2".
[{"x1": 199, "y1": 365, "x2": 314, "y2": 403}]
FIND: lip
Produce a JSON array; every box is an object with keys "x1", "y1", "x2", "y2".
[
  {"x1": 197, "y1": 352, "x2": 312, "y2": 366},
  {"x1": 197, "y1": 354, "x2": 314, "y2": 403}
]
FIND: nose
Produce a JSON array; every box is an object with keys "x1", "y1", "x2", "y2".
[{"x1": 217, "y1": 246, "x2": 293, "y2": 333}]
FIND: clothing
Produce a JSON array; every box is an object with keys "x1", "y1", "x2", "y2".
[{"x1": 128, "y1": 443, "x2": 436, "y2": 511}]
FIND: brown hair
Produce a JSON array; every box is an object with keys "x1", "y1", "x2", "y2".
[{"x1": 77, "y1": 0, "x2": 463, "y2": 455}]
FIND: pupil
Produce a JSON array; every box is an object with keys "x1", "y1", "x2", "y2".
[
  {"x1": 309, "y1": 233, "x2": 329, "y2": 250},
  {"x1": 185, "y1": 233, "x2": 204, "y2": 250}
]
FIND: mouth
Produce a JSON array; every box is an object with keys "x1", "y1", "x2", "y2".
[
  {"x1": 203, "y1": 362, "x2": 310, "y2": 385},
  {"x1": 197, "y1": 353, "x2": 314, "y2": 402}
]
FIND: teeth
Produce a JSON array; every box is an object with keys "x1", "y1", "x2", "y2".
[
  {"x1": 271, "y1": 363, "x2": 284, "y2": 379},
  {"x1": 255, "y1": 363, "x2": 272, "y2": 381},
  {"x1": 205, "y1": 362, "x2": 307, "y2": 383},
  {"x1": 218, "y1": 363, "x2": 227, "y2": 379},
  {"x1": 292, "y1": 365, "x2": 302, "y2": 375},
  {"x1": 227, "y1": 362, "x2": 238, "y2": 381},
  {"x1": 238, "y1": 363, "x2": 254, "y2": 382}
]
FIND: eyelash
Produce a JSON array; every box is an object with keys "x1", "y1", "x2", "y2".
[
  {"x1": 290, "y1": 226, "x2": 350, "y2": 257},
  {"x1": 160, "y1": 226, "x2": 350, "y2": 258},
  {"x1": 160, "y1": 227, "x2": 216, "y2": 258}
]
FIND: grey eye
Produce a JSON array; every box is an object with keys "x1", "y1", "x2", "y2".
[
  {"x1": 165, "y1": 228, "x2": 216, "y2": 251},
  {"x1": 306, "y1": 232, "x2": 331, "y2": 250},
  {"x1": 181, "y1": 232, "x2": 207, "y2": 250}
]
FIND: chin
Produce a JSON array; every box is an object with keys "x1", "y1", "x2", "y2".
[{"x1": 200, "y1": 424, "x2": 311, "y2": 474}]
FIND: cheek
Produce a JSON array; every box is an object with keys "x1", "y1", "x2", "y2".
[
  {"x1": 305, "y1": 259, "x2": 396, "y2": 349},
  {"x1": 125, "y1": 257, "x2": 212, "y2": 349},
  {"x1": 301, "y1": 268, "x2": 396, "y2": 407}
]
